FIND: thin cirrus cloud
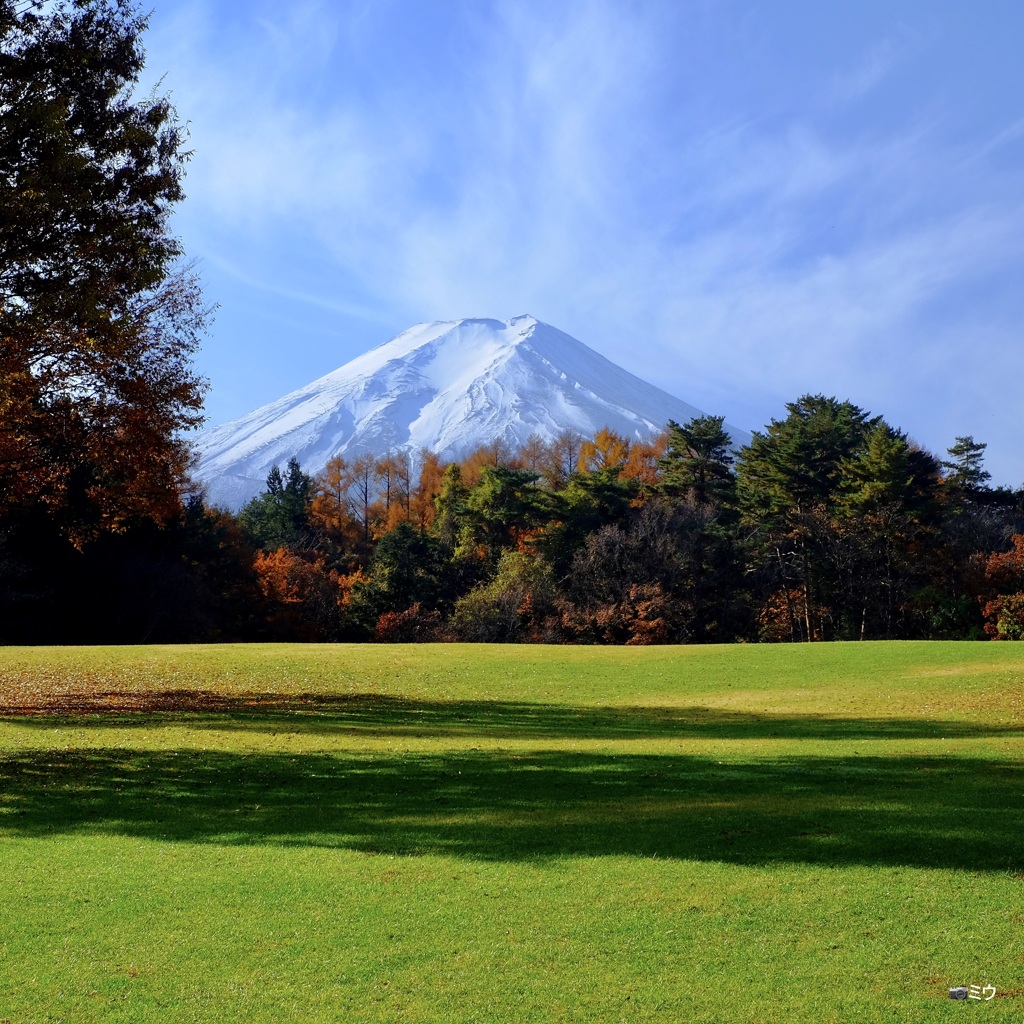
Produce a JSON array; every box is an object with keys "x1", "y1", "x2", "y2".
[
  {"x1": 146, "y1": 0, "x2": 1024, "y2": 486},
  {"x1": 824, "y1": 38, "x2": 900, "y2": 106}
]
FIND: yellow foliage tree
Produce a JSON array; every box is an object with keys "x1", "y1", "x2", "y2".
[{"x1": 578, "y1": 427, "x2": 631, "y2": 474}]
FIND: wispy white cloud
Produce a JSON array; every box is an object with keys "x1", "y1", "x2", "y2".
[
  {"x1": 825, "y1": 38, "x2": 900, "y2": 105},
  {"x1": 202, "y1": 252, "x2": 396, "y2": 325},
  {"x1": 966, "y1": 116, "x2": 1024, "y2": 164}
]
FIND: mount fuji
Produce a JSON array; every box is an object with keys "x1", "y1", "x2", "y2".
[{"x1": 193, "y1": 315, "x2": 751, "y2": 509}]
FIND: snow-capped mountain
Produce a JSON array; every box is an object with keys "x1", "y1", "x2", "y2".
[{"x1": 194, "y1": 315, "x2": 751, "y2": 509}]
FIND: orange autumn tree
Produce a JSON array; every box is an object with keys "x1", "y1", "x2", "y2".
[
  {"x1": 459, "y1": 439, "x2": 517, "y2": 487},
  {"x1": 621, "y1": 432, "x2": 668, "y2": 488},
  {"x1": 309, "y1": 455, "x2": 360, "y2": 547},
  {"x1": 578, "y1": 427, "x2": 631, "y2": 474},
  {"x1": 977, "y1": 534, "x2": 1024, "y2": 639},
  {"x1": 371, "y1": 452, "x2": 413, "y2": 536},
  {"x1": 410, "y1": 449, "x2": 446, "y2": 529},
  {"x1": 253, "y1": 547, "x2": 340, "y2": 639},
  {"x1": 0, "y1": 0, "x2": 209, "y2": 543}
]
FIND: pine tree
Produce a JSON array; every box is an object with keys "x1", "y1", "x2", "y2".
[
  {"x1": 736, "y1": 395, "x2": 878, "y2": 641},
  {"x1": 238, "y1": 460, "x2": 312, "y2": 551},
  {"x1": 659, "y1": 415, "x2": 735, "y2": 507},
  {"x1": 431, "y1": 464, "x2": 469, "y2": 552},
  {"x1": 834, "y1": 424, "x2": 942, "y2": 638},
  {"x1": 941, "y1": 435, "x2": 991, "y2": 493}
]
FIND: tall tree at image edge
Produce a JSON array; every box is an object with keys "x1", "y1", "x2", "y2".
[{"x1": 0, "y1": 0, "x2": 209, "y2": 542}]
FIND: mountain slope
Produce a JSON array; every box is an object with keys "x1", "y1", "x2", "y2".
[{"x1": 194, "y1": 315, "x2": 750, "y2": 508}]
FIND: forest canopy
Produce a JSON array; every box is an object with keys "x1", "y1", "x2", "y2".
[{"x1": 6, "y1": 396, "x2": 1022, "y2": 644}]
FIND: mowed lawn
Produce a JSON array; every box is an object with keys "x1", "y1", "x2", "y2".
[{"x1": 0, "y1": 643, "x2": 1022, "y2": 1023}]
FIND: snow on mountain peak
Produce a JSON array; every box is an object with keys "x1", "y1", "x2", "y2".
[{"x1": 193, "y1": 315, "x2": 750, "y2": 509}]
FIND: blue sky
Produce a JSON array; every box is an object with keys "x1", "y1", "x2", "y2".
[{"x1": 144, "y1": 0, "x2": 1024, "y2": 486}]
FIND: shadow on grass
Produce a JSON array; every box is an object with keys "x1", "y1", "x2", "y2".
[
  {"x1": 1, "y1": 747, "x2": 1021, "y2": 870},
  {"x1": 1, "y1": 692, "x2": 1020, "y2": 740}
]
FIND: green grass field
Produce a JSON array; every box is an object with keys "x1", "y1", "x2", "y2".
[{"x1": 0, "y1": 642, "x2": 1022, "y2": 1022}]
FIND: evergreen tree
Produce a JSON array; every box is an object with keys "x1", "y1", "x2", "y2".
[
  {"x1": 265, "y1": 466, "x2": 284, "y2": 496},
  {"x1": 538, "y1": 467, "x2": 637, "y2": 579},
  {"x1": 431, "y1": 463, "x2": 469, "y2": 552},
  {"x1": 462, "y1": 465, "x2": 549, "y2": 558},
  {"x1": 833, "y1": 424, "x2": 942, "y2": 638},
  {"x1": 659, "y1": 415, "x2": 735, "y2": 507},
  {"x1": 941, "y1": 435, "x2": 991, "y2": 493},
  {"x1": 238, "y1": 460, "x2": 312, "y2": 551},
  {"x1": 346, "y1": 522, "x2": 446, "y2": 635},
  {"x1": 736, "y1": 395, "x2": 879, "y2": 641},
  {"x1": 282, "y1": 457, "x2": 313, "y2": 525}
]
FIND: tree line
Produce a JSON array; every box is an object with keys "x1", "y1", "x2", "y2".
[
  {"x1": 228, "y1": 406, "x2": 1024, "y2": 645},
  {"x1": 9, "y1": 399, "x2": 1022, "y2": 644}
]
